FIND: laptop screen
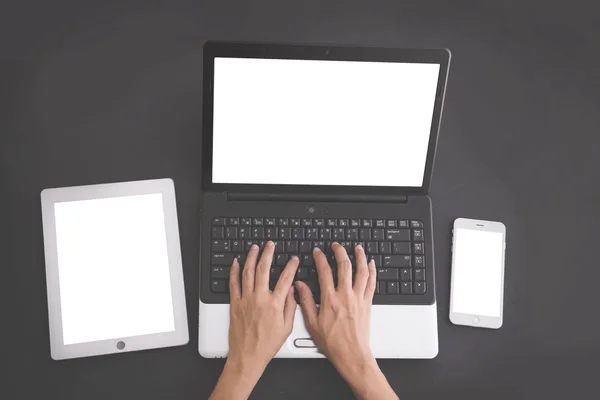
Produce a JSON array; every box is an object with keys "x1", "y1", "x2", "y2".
[{"x1": 212, "y1": 57, "x2": 440, "y2": 187}]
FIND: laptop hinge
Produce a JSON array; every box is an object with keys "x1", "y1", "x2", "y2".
[{"x1": 227, "y1": 192, "x2": 408, "y2": 204}]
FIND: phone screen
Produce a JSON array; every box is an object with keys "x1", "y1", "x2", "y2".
[{"x1": 452, "y1": 228, "x2": 505, "y2": 317}]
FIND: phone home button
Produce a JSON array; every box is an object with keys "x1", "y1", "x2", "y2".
[{"x1": 472, "y1": 317, "x2": 480, "y2": 324}]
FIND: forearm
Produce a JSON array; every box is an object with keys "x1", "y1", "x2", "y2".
[
  {"x1": 336, "y1": 357, "x2": 399, "y2": 400},
  {"x1": 209, "y1": 358, "x2": 264, "y2": 400}
]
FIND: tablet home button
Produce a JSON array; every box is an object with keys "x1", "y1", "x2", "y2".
[
  {"x1": 472, "y1": 317, "x2": 480, "y2": 324},
  {"x1": 117, "y1": 341, "x2": 125, "y2": 350}
]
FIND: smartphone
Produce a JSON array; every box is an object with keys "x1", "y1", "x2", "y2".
[{"x1": 449, "y1": 218, "x2": 506, "y2": 329}]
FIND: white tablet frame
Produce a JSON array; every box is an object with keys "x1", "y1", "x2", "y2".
[{"x1": 41, "y1": 178, "x2": 189, "y2": 360}]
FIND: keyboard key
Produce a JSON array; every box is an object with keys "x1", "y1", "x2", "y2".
[
  {"x1": 302, "y1": 254, "x2": 314, "y2": 266},
  {"x1": 212, "y1": 218, "x2": 225, "y2": 226},
  {"x1": 413, "y1": 242, "x2": 424, "y2": 255},
  {"x1": 300, "y1": 241, "x2": 312, "y2": 253},
  {"x1": 327, "y1": 219, "x2": 337, "y2": 227},
  {"x1": 291, "y1": 218, "x2": 301, "y2": 226},
  {"x1": 366, "y1": 242, "x2": 378, "y2": 254},
  {"x1": 414, "y1": 282, "x2": 426, "y2": 294},
  {"x1": 359, "y1": 228, "x2": 371, "y2": 240},
  {"x1": 340, "y1": 241, "x2": 353, "y2": 252},
  {"x1": 313, "y1": 218, "x2": 325, "y2": 227},
  {"x1": 278, "y1": 218, "x2": 289, "y2": 226},
  {"x1": 286, "y1": 241, "x2": 298, "y2": 253},
  {"x1": 234, "y1": 254, "x2": 246, "y2": 266},
  {"x1": 377, "y1": 268, "x2": 399, "y2": 280},
  {"x1": 399, "y1": 220, "x2": 409, "y2": 228},
  {"x1": 362, "y1": 219, "x2": 372, "y2": 227},
  {"x1": 292, "y1": 228, "x2": 304, "y2": 239},
  {"x1": 253, "y1": 218, "x2": 263, "y2": 225},
  {"x1": 346, "y1": 228, "x2": 358, "y2": 240},
  {"x1": 392, "y1": 242, "x2": 411, "y2": 254},
  {"x1": 350, "y1": 219, "x2": 360, "y2": 227},
  {"x1": 400, "y1": 269, "x2": 412, "y2": 281},
  {"x1": 212, "y1": 253, "x2": 234, "y2": 265},
  {"x1": 386, "y1": 229, "x2": 410, "y2": 241},
  {"x1": 386, "y1": 220, "x2": 398, "y2": 228},
  {"x1": 212, "y1": 240, "x2": 230, "y2": 252},
  {"x1": 339, "y1": 219, "x2": 348, "y2": 227},
  {"x1": 379, "y1": 242, "x2": 391, "y2": 254},
  {"x1": 375, "y1": 219, "x2": 385, "y2": 228},
  {"x1": 383, "y1": 255, "x2": 411, "y2": 267},
  {"x1": 400, "y1": 282, "x2": 412, "y2": 294},
  {"x1": 369, "y1": 255, "x2": 381, "y2": 267},
  {"x1": 239, "y1": 227, "x2": 250, "y2": 239},
  {"x1": 372, "y1": 229, "x2": 384, "y2": 241},
  {"x1": 211, "y1": 227, "x2": 224, "y2": 239},
  {"x1": 353, "y1": 242, "x2": 365, "y2": 251},
  {"x1": 270, "y1": 267, "x2": 282, "y2": 280},
  {"x1": 313, "y1": 241, "x2": 325, "y2": 250},
  {"x1": 414, "y1": 255, "x2": 425, "y2": 267},
  {"x1": 245, "y1": 240, "x2": 256, "y2": 251},
  {"x1": 225, "y1": 227, "x2": 238, "y2": 239},
  {"x1": 296, "y1": 268, "x2": 309, "y2": 280},
  {"x1": 211, "y1": 266, "x2": 230, "y2": 279},
  {"x1": 228, "y1": 218, "x2": 240, "y2": 226},
  {"x1": 231, "y1": 240, "x2": 244, "y2": 252},
  {"x1": 307, "y1": 228, "x2": 318, "y2": 240},
  {"x1": 375, "y1": 281, "x2": 382, "y2": 294},
  {"x1": 302, "y1": 218, "x2": 312, "y2": 226},
  {"x1": 332, "y1": 228, "x2": 345, "y2": 240},
  {"x1": 211, "y1": 280, "x2": 227, "y2": 293},
  {"x1": 387, "y1": 281, "x2": 400, "y2": 295},
  {"x1": 241, "y1": 218, "x2": 251, "y2": 226},
  {"x1": 279, "y1": 228, "x2": 291, "y2": 240},
  {"x1": 265, "y1": 218, "x2": 276, "y2": 226},
  {"x1": 252, "y1": 227, "x2": 264, "y2": 239},
  {"x1": 412, "y1": 229, "x2": 424, "y2": 241},
  {"x1": 276, "y1": 254, "x2": 289, "y2": 266},
  {"x1": 319, "y1": 228, "x2": 332, "y2": 240},
  {"x1": 265, "y1": 227, "x2": 278, "y2": 240},
  {"x1": 415, "y1": 269, "x2": 425, "y2": 281},
  {"x1": 410, "y1": 220, "x2": 423, "y2": 228},
  {"x1": 274, "y1": 241, "x2": 284, "y2": 253}
]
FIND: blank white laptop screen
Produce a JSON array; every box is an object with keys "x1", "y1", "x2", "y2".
[
  {"x1": 53, "y1": 194, "x2": 175, "y2": 345},
  {"x1": 212, "y1": 57, "x2": 440, "y2": 187},
  {"x1": 452, "y1": 228, "x2": 504, "y2": 317}
]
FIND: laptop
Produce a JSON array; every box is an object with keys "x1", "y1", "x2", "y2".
[{"x1": 198, "y1": 41, "x2": 450, "y2": 359}]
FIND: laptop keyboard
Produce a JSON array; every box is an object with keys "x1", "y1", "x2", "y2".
[{"x1": 209, "y1": 217, "x2": 428, "y2": 301}]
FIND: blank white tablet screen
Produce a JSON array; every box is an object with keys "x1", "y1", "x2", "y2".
[{"x1": 53, "y1": 194, "x2": 175, "y2": 345}]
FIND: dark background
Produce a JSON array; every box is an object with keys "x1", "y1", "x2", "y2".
[{"x1": 2, "y1": 1, "x2": 599, "y2": 399}]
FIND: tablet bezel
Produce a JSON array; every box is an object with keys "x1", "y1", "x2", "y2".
[{"x1": 41, "y1": 178, "x2": 189, "y2": 360}]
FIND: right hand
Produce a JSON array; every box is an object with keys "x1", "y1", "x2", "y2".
[{"x1": 294, "y1": 243, "x2": 376, "y2": 376}]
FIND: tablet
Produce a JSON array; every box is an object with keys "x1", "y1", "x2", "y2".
[{"x1": 41, "y1": 179, "x2": 188, "y2": 360}]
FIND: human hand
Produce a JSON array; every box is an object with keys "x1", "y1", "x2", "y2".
[
  {"x1": 210, "y1": 241, "x2": 299, "y2": 400},
  {"x1": 295, "y1": 243, "x2": 398, "y2": 400}
]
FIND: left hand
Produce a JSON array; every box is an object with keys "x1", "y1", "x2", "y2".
[{"x1": 210, "y1": 241, "x2": 299, "y2": 400}]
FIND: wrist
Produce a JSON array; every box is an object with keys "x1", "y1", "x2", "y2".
[
  {"x1": 209, "y1": 357, "x2": 266, "y2": 400},
  {"x1": 335, "y1": 355, "x2": 398, "y2": 400}
]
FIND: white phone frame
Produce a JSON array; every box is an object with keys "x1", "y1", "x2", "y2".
[{"x1": 449, "y1": 217, "x2": 506, "y2": 329}]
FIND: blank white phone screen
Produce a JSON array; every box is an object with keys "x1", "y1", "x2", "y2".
[
  {"x1": 452, "y1": 228, "x2": 504, "y2": 317},
  {"x1": 53, "y1": 194, "x2": 175, "y2": 345},
  {"x1": 212, "y1": 57, "x2": 440, "y2": 187}
]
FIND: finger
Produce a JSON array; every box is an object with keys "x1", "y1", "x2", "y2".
[
  {"x1": 313, "y1": 247, "x2": 334, "y2": 293},
  {"x1": 255, "y1": 241, "x2": 275, "y2": 292},
  {"x1": 274, "y1": 255, "x2": 300, "y2": 299},
  {"x1": 294, "y1": 281, "x2": 318, "y2": 331},
  {"x1": 242, "y1": 244, "x2": 259, "y2": 294},
  {"x1": 353, "y1": 244, "x2": 369, "y2": 296},
  {"x1": 364, "y1": 259, "x2": 377, "y2": 300},
  {"x1": 283, "y1": 286, "x2": 297, "y2": 332},
  {"x1": 333, "y1": 242, "x2": 352, "y2": 292},
  {"x1": 229, "y1": 258, "x2": 241, "y2": 301}
]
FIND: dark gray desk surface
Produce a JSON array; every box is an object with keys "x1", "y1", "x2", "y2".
[{"x1": 3, "y1": 1, "x2": 600, "y2": 398}]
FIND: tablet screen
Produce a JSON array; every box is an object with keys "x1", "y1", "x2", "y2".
[{"x1": 53, "y1": 194, "x2": 175, "y2": 345}]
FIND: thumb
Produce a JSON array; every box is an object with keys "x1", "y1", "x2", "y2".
[{"x1": 294, "y1": 281, "x2": 318, "y2": 332}]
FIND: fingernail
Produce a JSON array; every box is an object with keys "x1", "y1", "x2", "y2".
[
  {"x1": 267, "y1": 241, "x2": 274, "y2": 247},
  {"x1": 369, "y1": 259, "x2": 375, "y2": 267},
  {"x1": 356, "y1": 244, "x2": 363, "y2": 251},
  {"x1": 251, "y1": 244, "x2": 259, "y2": 250},
  {"x1": 232, "y1": 258, "x2": 239, "y2": 266},
  {"x1": 292, "y1": 255, "x2": 299, "y2": 261},
  {"x1": 314, "y1": 247, "x2": 321, "y2": 253}
]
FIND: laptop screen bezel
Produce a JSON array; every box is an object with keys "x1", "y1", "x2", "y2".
[{"x1": 202, "y1": 41, "x2": 450, "y2": 196}]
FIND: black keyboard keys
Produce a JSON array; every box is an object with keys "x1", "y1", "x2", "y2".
[
  {"x1": 415, "y1": 269, "x2": 425, "y2": 281},
  {"x1": 387, "y1": 281, "x2": 400, "y2": 295},
  {"x1": 211, "y1": 280, "x2": 227, "y2": 293},
  {"x1": 401, "y1": 282, "x2": 412, "y2": 294},
  {"x1": 392, "y1": 242, "x2": 411, "y2": 254},
  {"x1": 383, "y1": 255, "x2": 411, "y2": 267},
  {"x1": 413, "y1": 242, "x2": 424, "y2": 255},
  {"x1": 414, "y1": 282, "x2": 426, "y2": 294},
  {"x1": 377, "y1": 268, "x2": 398, "y2": 280},
  {"x1": 212, "y1": 227, "x2": 224, "y2": 239}
]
